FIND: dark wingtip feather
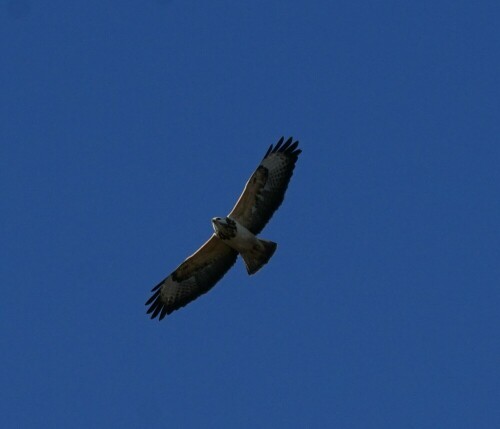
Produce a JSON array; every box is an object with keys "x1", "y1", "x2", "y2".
[
  {"x1": 264, "y1": 137, "x2": 302, "y2": 159},
  {"x1": 270, "y1": 137, "x2": 301, "y2": 159},
  {"x1": 286, "y1": 141, "x2": 299, "y2": 153},
  {"x1": 264, "y1": 144, "x2": 273, "y2": 158},
  {"x1": 146, "y1": 294, "x2": 162, "y2": 313},
  {"x1": 151, "y1": 304, "x2": 162, "y2": 319},
  {"x1": 274, "y1": 136, "x2": 285, "y2": 152},
  {"x1": 159, "y1": 306, "x2": 168, "y2": 320},
  {"x1": 282, "y1": 137, "x2": 293, "y2": 149},
  {"x1": 151, "y1": 279, "x2": 164, "y2": 292},
  {"x1": 145, "y1": 289, "x2": 160, "y2": 306}
]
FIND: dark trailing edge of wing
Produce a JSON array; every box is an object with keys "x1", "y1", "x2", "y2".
[
  {"x1": 145, "y1": 247, "x2": 238, "y2": 321},
  {"x1": 144, "y1": 286, "x2": 165, "y2": 319},
  {"x1": 263, "y1": 136, "x2": 301, "y2": 159},
  {"x1": 143, "y1": 279, "x2": 164, "y2": 318},
  {"x1": 241, "y1": 136, "x2": 301, "y2": 235},
  {"x1": 144, "y1": 276, "x2": 200, "y2": 321}
]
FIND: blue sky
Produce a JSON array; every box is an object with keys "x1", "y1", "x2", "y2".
[{"x1": 1, "y1": 1, "x2": 499, "y2": 427}]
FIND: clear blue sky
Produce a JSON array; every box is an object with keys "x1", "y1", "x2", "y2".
[{"x1": 1, "y1": 1, "x2": 499, "y2": 427}]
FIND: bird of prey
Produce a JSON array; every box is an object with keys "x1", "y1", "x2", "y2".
[{"x1": 145, "y1": 137, "x2": 301, "y2": 320}]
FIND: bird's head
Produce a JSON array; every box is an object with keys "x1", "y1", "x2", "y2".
[{"x1": 211, "y1": 217, "x2": 237, "y2": 239}]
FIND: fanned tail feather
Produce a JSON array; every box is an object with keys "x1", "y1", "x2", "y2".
[{"x1": 240, "y1": 239, "x2": 277, "y2": 275}]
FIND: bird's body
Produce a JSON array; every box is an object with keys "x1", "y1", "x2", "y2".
[
  {"x1": 212, "y1": 216, "x2": 277, "y2": 275},
  {"x1": 145, "y1": 136, "x2": 301, "y2": 320}
]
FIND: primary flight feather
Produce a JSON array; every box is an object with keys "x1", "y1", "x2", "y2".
[{"x1": 145, "y1": 136, "x2": 301, "y2": 320}]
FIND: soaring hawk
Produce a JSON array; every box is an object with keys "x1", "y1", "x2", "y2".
[{"x1": 145, "y1": 137, "x2": 301, "y2": 320}]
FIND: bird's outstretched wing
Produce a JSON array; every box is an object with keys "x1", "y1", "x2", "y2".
[
  {"x1": 145, "y1": 235, "x2": 237, "y2": 320},
  {"x1": 228, "y1": 137, "x2": 301, "y2": 234}
]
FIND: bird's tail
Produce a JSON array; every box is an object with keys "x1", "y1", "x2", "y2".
[{"x1": 240, "y1": 239, "x2": 277, "y2": 275}]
